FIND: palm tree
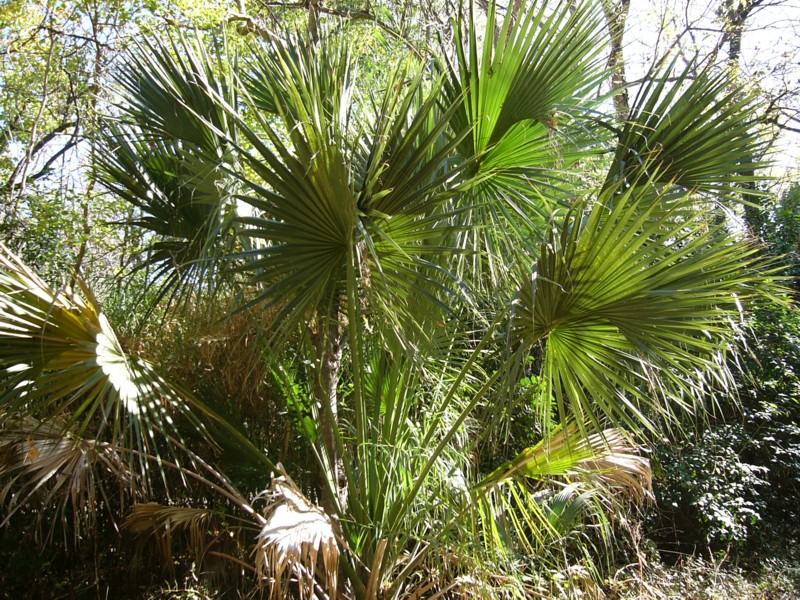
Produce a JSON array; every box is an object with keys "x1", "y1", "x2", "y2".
[{"x1": 0, "y1": 0, "x2": 781, "y2": 596}]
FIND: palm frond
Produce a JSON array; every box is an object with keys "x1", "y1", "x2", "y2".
[
  {"x1": 445, "y1": 0, "x2": 606, "y2": 158},
  {"x1": 479, "y1": 422, "x2": 651, "y2": 501},
  {"x1": 96, "y1": 33, "x2": 242, "y2": 310},
  {"x1": 0, "y1": 415, "x2": 137, "y2": 544},
  {"x1": 442, "y1": 0, "x2": 609, "y2": 292},
  {"x1": 123, "y1": 502, "x2": 216, "y2": 570},
  {"x1": 0, "y1": 244, "x2": 270, "y2": 495},
  {"x1": 223, "y1": 29, "x2": 473, "y2": 343},
  {"x1": 510, "y1": 179, "x2": 780, "y2": 433},
  {"x1": 605, "y1": 58, "x2": 768, "y2": 199},
  {"x1": 255, "y1": 465, "x2": 339, "y2": 599}
]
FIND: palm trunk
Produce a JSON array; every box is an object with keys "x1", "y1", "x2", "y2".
[{"x1": 312, "y1": 312, "x2": 347, "y2": 513}]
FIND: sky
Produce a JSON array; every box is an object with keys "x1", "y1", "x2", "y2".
[{"x1": 624, "y1": 0, "x2": 800, "y2": 179}]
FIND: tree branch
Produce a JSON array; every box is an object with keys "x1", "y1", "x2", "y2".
[{"x1": 2, "y1": 121, "x2": 79, "y2": 196}]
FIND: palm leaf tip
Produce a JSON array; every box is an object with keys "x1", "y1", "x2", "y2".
[
  {"x1": 576, "y1": 428, "x2": 653, "y2": 504},
  {"x1": 256, "y1": 465, "x2": 339, "y2": 598}
]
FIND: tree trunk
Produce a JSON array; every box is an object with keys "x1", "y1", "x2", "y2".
[
  {"x1": 73, "y1": 2, "x2": 105, "y2": 285},
  {"x1": 307, "y1": 0, "x2": 321, "y2": 43},
  {"x1": 719, "y1": 0, "x2": 762, "y2": 235},
  {"x1": 602, "y1": 0, "x2": 631, "y2": 122},
  {"x1": 312, "y1": 312, "x2": 347, "y2": 513}
]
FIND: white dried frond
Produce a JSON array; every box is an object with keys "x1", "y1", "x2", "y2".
[
  {"x1": 255, "y1": 467, "x2": 338, "y2": 599},
  {"x1": 576, "y1": 428, "x2": 653, "y2": 504},
  {"x1": 0, "y1": 417, "x2": 137, "y2": 541}
]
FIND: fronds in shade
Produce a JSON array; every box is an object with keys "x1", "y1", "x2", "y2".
[
  {"x1": 255, "y1": 465, "x2": 339, "y2": 599},
  {"x1": 123, "y1": 502, "x2": 216, "y2": 570},
  {"x1": 0, "y1": 416, "x2": 137, "y2": 544},
  {"x1": 510, "y1": 179, "x2": 780, "y2": 433},
  {"x1": 95, "y1": 33, "x2": 242, "y2": 310}
]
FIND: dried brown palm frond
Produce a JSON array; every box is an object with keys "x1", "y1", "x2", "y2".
[
  {"x1": 255, "y1": 465, "x2": 339, "y2": 599},
  {"x1": 480, "y1": 422, "x2": 652, "y2": 505},
  {"x1": 123, "y1": 502, "x2": 224, "y2": 574},
  {"x1": 0, "y1": 415, "x2": 139, "y2": 544},
  {"x1": 151, "y1": 298, "x2": 291, "y2": 461},
  {"x1": 575, "y1": 428, "x2": 652, "y2": 505}
]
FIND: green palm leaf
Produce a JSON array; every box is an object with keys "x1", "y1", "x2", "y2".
[
  {"x1": 605, "y1": 58, "x2": 767, "y2": 199},
  {"x1": 225, "y1": 30, "x2": 474, "y2": 341},
  {"x1": 0, "y1": 244, "x2": 270, "y2": 492},
  {"x1": 441, "y1": 0, "x2": 609, "y2": 293},
  {"x1": 0, "y1": 244, "x2": 203, "y2": 475},
  {"x1": 469, "y1": 421, "x2": 650, "y2": 562},
  {"x1": 96, "y1": 34, "x2": 242, "y2": 308},
  {"x1": 479, "y1": 422, "x2": 650, "y2": 499},
  {"x1": 510, "y1": 178, "x2": 780, "y2": 433},
  {"x1": 445, "y1": 0, "x2": 606, "y2": 159}
]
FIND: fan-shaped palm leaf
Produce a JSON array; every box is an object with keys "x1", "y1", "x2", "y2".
[
  {"x1": 441, "y1": 0, "x2": 609, "y2": 293},
  {"x1": 451, "y1": 420, "x2": 649, "y2": 589},
  {"x1": 223, "y1": 29, "x2": 475, "y2": 343},
  {"x1": 445, "y1": 0, "x2": 606, "y2": 159},
  {"x1": 605, "y1": 58, "x2": 767, "y2": 200},
  {"x1": 510, "y1": 177, "x2": 781, "y2": 433},
  {"x1": 96, "y1": 34, "x2": 242, "y2": 309},
  {"x1": 479, "y1": 422, "x2": 651, "y2": 501},
  {"x1": 0, "y1": 244, "x2": 270, "y2": 495}
]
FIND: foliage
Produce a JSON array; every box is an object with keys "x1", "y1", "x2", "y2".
[
  {"x1": 737, "y1": 305, "x2": 800, "y2": 554},
  {"x1": 650, "y1": 425, "x2": 768, "y2": 550},
  {"x1": 644, "y1": 182, "x2": 800, "y2": 564},
  {"x1": 0, "y1": 0, "x2": 787, "y2": 597},
  {"x1": 762, "y1": 183, "x2": 800, "y2": 283}
]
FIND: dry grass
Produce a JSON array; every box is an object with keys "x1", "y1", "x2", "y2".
[
  {"x1": 134, "y1": 297, "x2": 293, "y2": 462},
  {"x1": 607, "y1": 555, "x2": 800, "y2": 600}
]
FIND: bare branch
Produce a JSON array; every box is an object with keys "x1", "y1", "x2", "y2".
[{"x1": 1, "y1": 121, "x2": 79, "y2": 196}]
